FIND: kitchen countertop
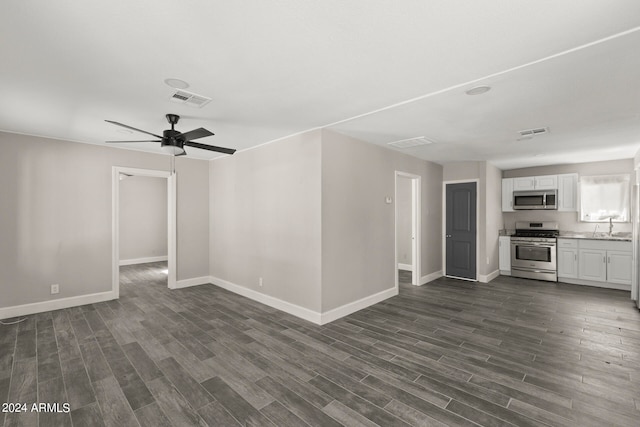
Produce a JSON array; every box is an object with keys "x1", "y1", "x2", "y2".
[
  {"x1": 558, "y1": 232, "x2": 632, "y2": 241},
  {"x1": 498, "y1": 229, "x2": 632, "y2": 241}
]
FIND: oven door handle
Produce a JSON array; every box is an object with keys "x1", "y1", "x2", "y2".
[{"x1": 511, "y1": 243, "x2": 555, "y2": 248}]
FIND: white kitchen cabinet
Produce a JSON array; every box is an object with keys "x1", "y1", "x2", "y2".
[
  {"x1": 512, "y1": 175, "x2": 558, "y2": 191},
  {"x1": 557, "y1": 239, "x2": 578, "y2": 279},
  {"x1": 578, "y1": 248, "x2": 607, "y2": 282},
  {"x1": 557, "y1": 173, "x2": 578, "y2": 211},
  {"x1": 607, "y1": 250, "x2": 632, "y2": 285},
  {"x1": 513, "y1": 177, "x2": 536, "y2": 191},
  {"x1": 499, "y1": 236, "x2": 511, "y2": 275},
  {"x1": 501, "y1": 179, "x2": 514, "y2": 212},
  {"x1": 534, "y1": 175, "x2": 558, "y2": 190},
  {"x1": 561, "y1": 239, "x2": 633, "y2": 289}
]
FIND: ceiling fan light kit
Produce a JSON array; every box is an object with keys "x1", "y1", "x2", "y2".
[{"x1": 105, "y1": 113, "x2": 236, "y2": 157}]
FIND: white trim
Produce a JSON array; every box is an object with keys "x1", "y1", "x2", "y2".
[
  {"x1": 420, "y1": 270, "x2": 443, "y2": 285},
  {"x1": 398, "y1": 263, "x2": 413, "y2": 272},
  {"x1": 479, "y1": 269, "x2": 500, "y2": 283},
  {"x1": 112, "y1": 167, "x2": 176, "y2": 298},
  {"x1": 320, "y1": 287, "x2": 397, "y2": 325},
  {"x1": 175, "y1": 276, "x2": 211, "y2": 289},
  {"x1": 0, "y1": 291, "x2": 116, "y2": 320},
  {"x1": 442, "y1": 179, "x2": 480, "y2": 281},
  {"x1": 445, "y1": 275, "x2": 477, "y2": 282},
  {"x1": 119, "y1": 256, "x2": 168, "y2": 266},
  {"x1": 395, "y1": 171, "x2": 421, "y2": 289},
  {"x1": 210, "y1": 276, "x2": 322, "y2": 324},
  {"x1": 209, "y1": 276, "x2": 397, "y2": 325}
]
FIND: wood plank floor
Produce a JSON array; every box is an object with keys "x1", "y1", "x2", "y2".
[{"x1": 1, "y1": 262, "x2": 639, "y2": 426}]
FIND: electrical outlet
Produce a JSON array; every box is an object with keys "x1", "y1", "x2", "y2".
[
  {"x1": 259, "y1": 277, "x2": 263, "y2": 287},
  {"x1": 486, "y1": 257, "x2": 490, "y2": 265},
  {"x1": 50, "y1": 284, "x2": 59, "y2": 295}
]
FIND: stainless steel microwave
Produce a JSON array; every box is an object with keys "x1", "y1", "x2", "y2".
[{"x1": 513, "y1": 190, "x2": 558, "y2": 210}]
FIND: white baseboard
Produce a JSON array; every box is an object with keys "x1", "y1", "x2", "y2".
[
  {"x1": 174, "y1": 276, "x2": 211, "y2": 289},
  {"x1": 119, "y1": 256, "x2": 168, "y2": 266},
  {"x1": 209, "y1": 276, "x2": 322, "y2": 324},
  {"x1": 209, "y1": 276, "x2": 398, "y2": 325},
  {"x1": 420, "y1": 270, "x2": 443, "y2": 285},
  {"x1": 320, "y1": 287, "x2": 397, "y2": 325},
  {"x1": 479, "y1": 269, "x2": 500, "y2": 283},
  {"x1": 0, "y1": 290, "x2": 117, "y2": 320},
  {"x1": 397, "y1": 263, "x2": 413, "y2": 272}
]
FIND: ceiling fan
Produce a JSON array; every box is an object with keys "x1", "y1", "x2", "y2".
[{"x1": 105, "y1": 114, "x2": 236, "y2": 156}]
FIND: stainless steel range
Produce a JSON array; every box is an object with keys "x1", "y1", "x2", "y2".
[{"x1": 510, "y1": 221, "x2": 559, "y2": 282}]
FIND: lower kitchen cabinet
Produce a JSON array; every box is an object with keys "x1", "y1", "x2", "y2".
[
  {"x1": 498, "y1": 236, "x2": 511, "y2": 275},
  {"x1": 557, "y1": 239, "x2": 578, "y2": 279},
  {"x1": 578, "y1": 248, "x2": 607, "y2": 282},
  {"x1": 558, "y1": 238, "x2": 632, "y2": 290},
  {"x1": 607, "y1": 250, "x2": 633, "y2": 285}
]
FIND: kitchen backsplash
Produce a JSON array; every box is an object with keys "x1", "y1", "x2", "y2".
[{"x1": 502, "y1": 210, "x2": 632, "y2": 234}]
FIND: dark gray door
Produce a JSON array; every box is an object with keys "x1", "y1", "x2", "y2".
[{"x1": 446, "y1": 182, "x2": 477, "y2": 280}]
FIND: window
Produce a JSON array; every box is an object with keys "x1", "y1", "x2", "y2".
[{"x1": 580, "y1": 174, "x2": 630, "y2": 222}]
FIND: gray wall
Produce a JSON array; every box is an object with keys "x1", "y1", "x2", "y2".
[
  {"x1": 396, "y1": 176, "x2": 412, "y2": 266},
  {"x1": 503, "y1": 159, "x2": 634, "y2": 234},
  {"x1": 0, "y1": 131, "x2": 209, "y2": 308},
  {"x1": 209, "y1": 130, "x2": 322, "y2": 312},
  {"x1": 119, "y1": 175, "x2": 167, "y2": 262},
  {"x1": 321, "y1": 130, "x2": 443, "y2": 312}
]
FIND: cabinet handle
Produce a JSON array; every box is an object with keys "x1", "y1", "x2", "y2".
[
  {"x1": 574, "y1": 254, "x2": 577, "y2": 261},
  {"x1": 608, "y1": 256, "x2": 610, "y2": 263}
]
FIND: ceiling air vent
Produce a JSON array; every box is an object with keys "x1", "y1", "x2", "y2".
[
  {"x1": 169, "y1": 90, "x2": 212, "y2": 108},
  {"x1": 518, "y1": 127, "x2": 549, "y2": 139},
  {"x1": 387, "y1": 136, "x2": 434, "y2": 149}
]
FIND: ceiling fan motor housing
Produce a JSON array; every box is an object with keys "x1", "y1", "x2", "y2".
[{"x1": 162, "y1": 129, "x2": 184, "y2": 150}]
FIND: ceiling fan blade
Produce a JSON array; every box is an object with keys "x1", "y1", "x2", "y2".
[
  {"x1": 180, "y1": 127, "x2": 214, "y2": 141},
  {"x1": 105, "y1": 120, "x2": 163, "y2": 139},
  {"x1": 184, "y1": 141, "x2": 236, "y2": 155},
  {"x1": 106, "y1": 140, "x2": 162, "y2": 143}
]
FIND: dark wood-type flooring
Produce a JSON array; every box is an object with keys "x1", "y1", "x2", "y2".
[{"x1": 1, "y1": 262, "x2": 639, "y2": 426}]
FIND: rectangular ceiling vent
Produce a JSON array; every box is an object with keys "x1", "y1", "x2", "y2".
[
  {"x1": 169, "y1": 90, "x2": 212, "y2": 108},
  {"x1": 518, "y1": 127, "x2": 549, "y2": 138},
  {"x1": 387, "y1": 136, "x2": 434, "y2": 149}
]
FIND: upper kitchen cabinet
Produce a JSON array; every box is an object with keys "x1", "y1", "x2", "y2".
[
  {"x1": 557, "y1": 173, "x2": 578, "y2": 211},
  {"x1": 534, "y1": 175, "x2": 558, "y2": 190},
  {"x1": 512, "y1": 176, "x2": 536, "y2": 191},
  {"x1": 513, "y1": 175, "x2": 557, "y2": 190},
  {"x1": 502, "y1": 178, "x2": 514, "y2": 212}
]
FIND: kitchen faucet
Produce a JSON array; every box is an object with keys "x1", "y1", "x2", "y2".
[{"x1": 609, "y1": 217, "x2": 614, "y2": 236}]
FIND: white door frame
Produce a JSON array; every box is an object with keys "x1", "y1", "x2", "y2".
[
  {"x1": 442, "y1": 179, "x2": 479, "y2": 282},
  {"x1": 112, "y1": 167, "x2": 177, "y2": 297},
  {"x1": 395, "y1": 171, "x2": 421, "y2": 289}
]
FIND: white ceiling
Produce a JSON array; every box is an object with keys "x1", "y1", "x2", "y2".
[{"x1": 1, "y1": 1, "x2": 640, "y2": 170}]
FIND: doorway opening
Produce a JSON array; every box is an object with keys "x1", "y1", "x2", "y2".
[
  {"x1": 395, "y1": 171, "x2": 421, "y2": 289},
  {"x1": 443, "y1": 180, "x2": 478, "y2": 281},
  {"x1": 112, "y1": 167, "x2": 176, "y2": 297}
]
